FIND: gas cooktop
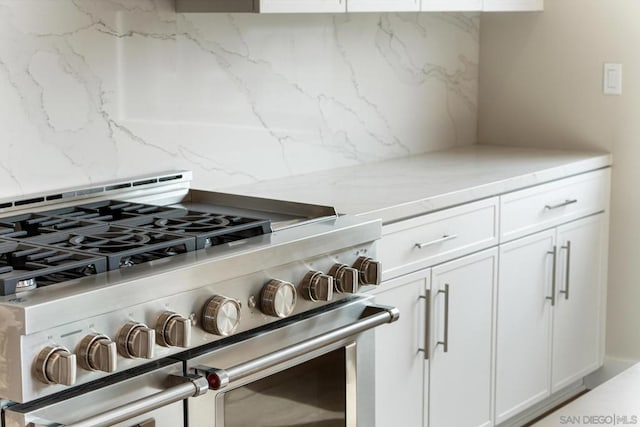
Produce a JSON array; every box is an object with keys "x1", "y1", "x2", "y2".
[{"x1": 0, "y1": 198, "x2": 271, "y2": 296}]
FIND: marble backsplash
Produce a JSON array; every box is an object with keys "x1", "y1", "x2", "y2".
[{"x1": 0, "y1": 0, "x2": 479, "y2": 198}]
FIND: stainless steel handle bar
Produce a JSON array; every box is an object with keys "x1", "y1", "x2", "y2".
[
  {"x1": 52, "y1": 375, "x2": 208, "y2": 427},
  {"x1": 546, "y1": 246, "x2": 558, "y2": 306},
  {"x1": 544, "y1": 199, "x2": 578, "y2": 210},
  {"x1": 414, "y1": 234, "x2": 458, "y2": 249},
  {"x1": 194, "y1": 304, "x2": 399, "y2": 390},
  {"x1": 560, "y1": 240, "x2": 572, "y2": 300}
]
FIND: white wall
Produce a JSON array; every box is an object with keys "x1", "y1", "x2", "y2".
[
  {"x1": 479, "y1": 2, "x2": 640, "y2": 364},
  {"x1": 0, "y1": 0, "x2": 479, "y2": 198}
]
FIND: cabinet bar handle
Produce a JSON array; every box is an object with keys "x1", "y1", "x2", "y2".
[
  {"x1": 544, "y1": 199, "x2": 578, "y2": 210},
  {"x1": 437, "y1": 284, "x2": 450, "y2": 353},
  {"x1": 546, "y1": 246, "x2": 557, "y2": 306},
  {"x1": 418, "y1": 290, "x2": 431, "y2": 360},
  {"x1": 560, "y1": 241, "x2": 571, "y2": 300},
  {"x1": 414, "y1": 234, "x2": 458, "y2": 250}
]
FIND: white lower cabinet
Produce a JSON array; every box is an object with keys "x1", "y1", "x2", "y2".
[
  {"x1": 552, "y1": 214, "x2": 607, "y2": 392},
  {"x1": 495, "y1": 230, "x2": 554, "y2": 423},
  {"x1": 429, "y1": 249, "x2": 497, "y2": 427},
  {"x1": 374, "y1": 248, "x2": 497, "y2": 427},
  {"x1": 495, "y1": 214, "x2": 607, "y2": 423},
  {"x1": 373, "y1": 271, "x2": 428, "y2": 427}
]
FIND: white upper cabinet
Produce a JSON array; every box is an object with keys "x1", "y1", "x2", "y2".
[
  {"x1": 422, "y1": 0, "x2": 482, "y2": 11},
  {"x1": 260, "y1": 0, "x2": 346, "y2": 13},
  {"x1": 348, "y1": 0, "x2": 419, "y2": 12},
  {"x1": 483, "y1": 0, "x2": 543, "y2": 11},
  {"x1": 422, "y1": 0, "x2": 543, "y2": 11},
  {"x1": 176, "y1": 0, "x2": 542, "y2": 12}
]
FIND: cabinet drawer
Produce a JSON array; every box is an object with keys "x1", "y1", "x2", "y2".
[
  {"x1": 379, "y1": 197, "x2": 499, "y2": 280},
  {"x1": 500, "y1": 169, "x2": 610, "y2": 242}
]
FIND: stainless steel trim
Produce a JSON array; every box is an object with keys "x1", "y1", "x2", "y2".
[
  {"x1": 0, "y1": 171, "x2": 192, "y2": 216},
  {"x1": 436, "y1": 284, "x2": 450, "y2": 353},
  {"x1": 560, "y1": 240, "x2": 572, "y2": 300},
  {"x1": 193, "y1": 304, "x2": 399, "y2": 390},
  {"x1": 414, "y1": 234, "x2": 458, "y2": 250},
  {"x1": 546, "y1": 246, "x2": 558, "y2": 306},
  {"x1": 52, "y1": 375, "x2": 208, "y2": 427},
  {"x1": 418, "y1": 290, "x2": 431, "y2": 360},
  {"x1": 544, "y1": 199, "x2": 578, "y2": 210}
]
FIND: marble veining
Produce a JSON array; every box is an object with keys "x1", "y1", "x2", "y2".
[
  {"x1": 0, "y1": 0, "x2": 479, "y2": 198},
  {"x1": 228, "y1": 145, "x2": 613, "y2": 223}
]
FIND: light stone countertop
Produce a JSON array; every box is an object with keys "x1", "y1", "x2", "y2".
[
  {"x1": 227, "y1": 144, "x2": 612, "y2": 223},
  {"x1": 532, "y1": 363, "x2": 640, "y2": 426}
]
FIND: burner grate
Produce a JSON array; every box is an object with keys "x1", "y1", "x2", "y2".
[
  {"x1": 0, "y1": 239, "x2": 108, "y2": 296},
  {"x1": 0, "y1": 213, "x2": 101, "y2": 239},
  {"x1": 31, "y1": 225, "x2": 197, "y2": 270},
  {"x1": 120, "y1": 212, "x2": 272, "y2": 249},
  {"x1": 42, "y1": 200, "x2": 188, "y2": 222}
]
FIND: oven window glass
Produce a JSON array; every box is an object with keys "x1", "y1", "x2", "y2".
[{"x1": 224, "y1": 348, "x2": 346, "y2": 426}]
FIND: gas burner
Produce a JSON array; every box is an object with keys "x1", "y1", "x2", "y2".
[
  {"x1": 0, "y1": 213, "x2": 101, "y2": 239},
  {"x1": 68, "y1": 231, "x2": 152, "y2": 250},
  {"x1": 0, "y1": 239, "x2": 107, "y2": 296},
  {"x1": 42, "y1": 200, "x2": 188, "y2": 222},
  {"x1": 120, "y1": 211, "x2": 272, "y2": 249},
  {"x1": 32, "y1": 225, "x2": 197, "y2": 270}
]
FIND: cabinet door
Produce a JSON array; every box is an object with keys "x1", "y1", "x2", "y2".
[
  {"x1": 422, "y1": 0, "x2": 482, "y2": 11},
  {"x1": 429, "y1": 248, "x2": 497, "y2": 427},
  {"x1": 259, "y1": 0, "x2": 346, "y2": 13},
  {"x1": 495, "y1": 230, "x2": 554, "y2": 424},
  {"x1": 483, "y1": 0, "x2": 543, "y2": 10},
  {"x1": 348, "y1": 0, "x2": 419, "y2": 12},
  {"x1": 552, "y1": 214, "x2": 607, "y2": 392},
  {"x1": 372, "y1": 271, "x2": 428, "y2": 427}
]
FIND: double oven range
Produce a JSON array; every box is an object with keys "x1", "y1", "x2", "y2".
[{"x1": 0, "y1": 172, "x2": 397, "y2": 427}]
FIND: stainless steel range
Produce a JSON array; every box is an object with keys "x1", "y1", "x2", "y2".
[{"x1": 0, "y1": 172, "x2": 397, "y2": 427}]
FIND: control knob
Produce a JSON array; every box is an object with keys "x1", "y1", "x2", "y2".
[
  {"x1": 301, "y1": 271, "x2": 334, "y2": 301},
  {"x1": 34, "y1": 346, "x2": 76, "y2": 386},
  {"x1": 202, "y1": 296, "x2": 241, "y2": 336},
  {"x1": 117, "y1": 322, "x2": 155, "y2": 359},
  {"x1": 77, "y1": 334, "x2": 117, "y2": 372},
  {"x1": 328, "y1": 264, "x2": 360, "y2": 294},
  {"x1": 352, "y1": 256, "x2": 382, "y2": 286},
  {"x1": 260, "y1": 279, "x2": 297, "y2": 318},
  {"x1": 156, "y1": 311, "x2": 192, "y2": 347}
]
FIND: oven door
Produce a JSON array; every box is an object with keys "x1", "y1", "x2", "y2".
[
  {"x1": 2, "y1": 361, "x2": 208, "y2": 427},
  {"x1": 185, "y1": 296, "x2": 399, "y2": 427}
]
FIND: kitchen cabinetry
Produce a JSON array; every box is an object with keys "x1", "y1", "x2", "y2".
[
  {"x1": 347, "y1": 0, "x2": 419, "y2": 11},
  {"x1": 483, "y1": 0, "x2": 543, "y2": 11},
  {"x1": 429, "y1": 249, "x2": 497, "y2": 427},
  {"x1": 176, "y1": 0, "x2": 542, "y2": 12},
  {"x1": 260, "y1": 0, "x2": 346, "y2": 13},
  {"x1": 495, "y1": 230, "x2": 555, "y2": 422},
  {"x1": 374, "y1": 167, "x2": 609, "y2": 427},
  {"x1": 495, "y1": 169, "x2": 609, "y2": 424},
  {"x1": 372, "y1": 271, "x2": 428, "y2": 427},
  {"x1": 552, "y1": 215, "x2": 607, "y2": 392},
  {"x1": 422, "y1": 0, "x2": 541, "y2": 10}
]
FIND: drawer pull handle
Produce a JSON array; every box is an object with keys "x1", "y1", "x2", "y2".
[
  {"x1": 544, "y1": 199, "x2": 578, "y2": 210},
  {"x1": 414, "y1": 234, "x2": 458, "y2": 249}
]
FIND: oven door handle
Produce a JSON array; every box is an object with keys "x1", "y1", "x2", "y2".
[
  {"x1": 192, "y1": 304, "x2": 399, "y2": 391},
  {"x1": 34, "y1": 374, "x2": 209, "y2": 427}
]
